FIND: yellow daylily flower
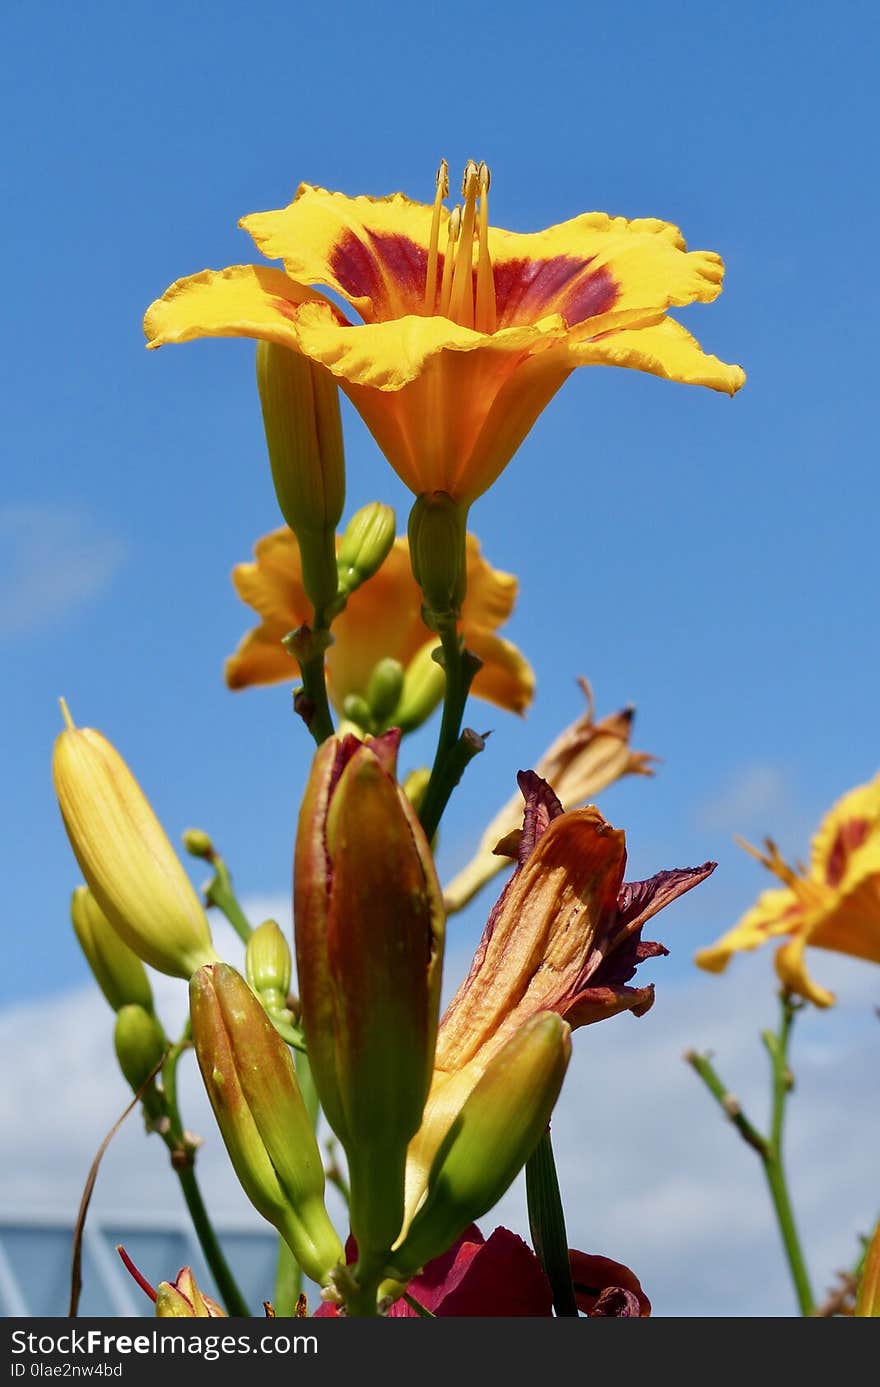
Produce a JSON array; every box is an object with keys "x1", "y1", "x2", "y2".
[
  {"x1": 443, "y1": 679, "x2": 657, "y2": 911},
  {"x1": 144, "y1": 162, "x2": 745, "y2": 505},
  {"x1": 225, "y1": 526, "x2": 534, "y2": 718},
  {"x1": 696, "y1": 773, "x2": 880, "y2": 1006}
]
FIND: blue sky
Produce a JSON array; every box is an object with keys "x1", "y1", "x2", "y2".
[{"x1": 3, "y1": 0, "x2": 879, "y2": 1314}]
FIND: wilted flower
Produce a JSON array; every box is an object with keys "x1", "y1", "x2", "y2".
[
  {"x1": 145, "y1": 164, "x2": 744, "y2": 506},
  {"x1": 226, "y1": 527, "x2": 534, "y2": 721},
  {"x1": 444, "y1": 679, "x2": 656, "y2": 910},
  {"x1": 405, "y1": 772, "x2": 714, "y2": 1220},
  {"x1": 696, "y1": 772, "x2": 880, "y2": 1006},
  {"x1": 117, "y1": 1249, "x2": 226, "y2": 1317}
]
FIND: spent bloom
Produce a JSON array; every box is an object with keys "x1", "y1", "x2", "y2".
[
  {"x1": 145, "y1": 161, "x2": 744, "y2": 506},
  {"x1": 696, "y1": 772, "x2": 880, "y2": 1006},
  {"x1": 404, "y1": 771, "x2": 715, "y2": 1220}
]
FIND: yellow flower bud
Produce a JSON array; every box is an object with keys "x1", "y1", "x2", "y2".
[
  {"x1": 407, "y1": 492, "x2": 469, "y2": 624},
  {"x1": 190, "y1": 963, "x2": 343, "y2": 1286},
  {"x1": 256, "y1": 341, "x2": 344, "y2": 619},
  {"x1": 336, "y1": 502, "x2": 396, "y2": 597},
  {"x1": 392, "y1": 1013, "x2": 571, "y2": 1278},
  {"x1": 71, "y1": 886, "x2": 154, "y2": 1013},
  {"x1": 53, "y1": 707, "x2": 218, "y2": 980}
]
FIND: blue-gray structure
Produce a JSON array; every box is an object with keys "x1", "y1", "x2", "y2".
[{"x1": 0, "y1": 1212, "x2": 279, "y2": 1317}]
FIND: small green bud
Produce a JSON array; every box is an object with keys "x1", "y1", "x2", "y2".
[
  {"x1": 366, "y1": 658, "x2": 405, "y2": 725},
  {"x1": 71, "y1": 886, "x2": 154, "y2": 1014},
  {"x1": 114, "y1": 1004, "x2": 167, "y2": 1094},
  {"x1": 182, "y1": 828, "x2": 215, "y2": 861},
  {"x1": 342, "y1": 694, "x2": 373, "y2": 731},
  {"x1": 407, "y1": 492, "x2": 469, "y2": 624},
  {"x1": 246, "y1": 920, "x2": 292, "y2": 1012},
  {"x1": 256, "y1": 341, "x2": 345, "y2": 619},
  {"x1": 336, "y1": 503, "x2": 396, "y2": 597},
  {"x1": 395, "y1": 640, "x2": 446, "y2": 732},
  {"x1": 391, "y1": 1013, "x2": 571, "y2": 1278}
]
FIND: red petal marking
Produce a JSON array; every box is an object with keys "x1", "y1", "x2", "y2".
[
  {"x1": 493, "y1": 255, "x2": 619, "y2": 329},
  {"x1": 329, "y1": 229, "x2": 428, "y2": 321},
  {"x1": 826, "y1": 818, "x2": 869, "y2": 888}
]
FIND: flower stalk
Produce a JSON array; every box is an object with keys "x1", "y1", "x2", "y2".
[{"x1": 685, "y1": 991, "x2": 814, "y2": 1316}]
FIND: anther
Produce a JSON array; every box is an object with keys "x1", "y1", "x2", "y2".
[{"x1": 475, "y1": 161, "x2": 496, "y2": 334}]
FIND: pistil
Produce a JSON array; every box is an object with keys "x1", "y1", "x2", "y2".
[
  {"x1": 475, "y1": 162, "x2": 496, "y2": 334},
  {"x1": 423, "y1": 159, "x2": 449, "y2": 314},
  {"x1": 448, "y1": 161, "x2": 480, "y2": 329}
]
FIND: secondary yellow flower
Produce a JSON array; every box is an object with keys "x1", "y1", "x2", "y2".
[
  {"x1": 225, "y1": 526, "x2": 534, "y2": 718},
  {"x1": 696, "y1": 773, "x2": 880, "y2": 1006},
  {"x1": 144, "y1": 161, "x2": 745, "y2": 505}
]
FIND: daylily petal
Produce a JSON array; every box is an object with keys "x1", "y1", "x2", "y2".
[
  {"x1": 225, "y1": 621, "x2": 299, "y2": 689},
  {"x1": 232, "y1": 528, "x2": 311, "y2": 626},
  {"x1": 242, "y1": 184, "x2": 441, "y2": 324},
  {"x1": 569, "y1": 1250, "x2": 651, "y2": 1317},
  {"x1": 694, "y1": 886, "x2": 804, "y2": 974},
  {"x1": 466, "y1": 630, "x2": 535, "y2": 715},
  {"x1": 571, "y1": 316, "x2": 745, "y2": 395},
  {"x1": 144, "y1": 265, "x2": 341, "y2": 351},
  {"x1": 809, "y1": 772, "x2": 880, "y2": 886},
  {"x1": 489, "y1": 211, "x2": 726, "y2": 330},
  {"x1": 774, "y1": 933, "x2": 836, "y2": 1008},
  {"x1": 389, "y1": 1227, "x2": 553, "y2": 1317},
  {"x1": 460, "y1": 533, "x2": 519, "y2": 629}
]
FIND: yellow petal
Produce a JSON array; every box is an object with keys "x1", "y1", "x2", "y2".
[
  {"x1": 461, "y1": 533, "x2": 519, "y2": 630},
  {"x1": 242, "y1": 183, "x2": 442, "y2": 324},
  {"x1": 809, "y1": 771, "x2": 880, "y2": 886},
  {"x1": 232, "y1": 528, "x2": 311, "y2": 625},
  {"x1": 694, "y1": 886, "x2": 803, "y2": 974},
  {"x1": 225, "y1": 622, "x2": 299, "y2": 690},
  {"x1": 466, "y1": 631, "x2": 535, "y2": 715},
  {"x1": 774, "y1": 935, "x2": 836, "y2": 1008},
  {"x1": 571, "y1": 316, "x2": 745, "y2": 395},
  {"x1": 144, "y1": 265, "x2": 339, "y2": 351},
  {"x1": 489, "y1": 211, "x2": 727, "y2": 330}
]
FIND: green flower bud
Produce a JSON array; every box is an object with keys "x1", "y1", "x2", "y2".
[
  {"x1": 246, "y1": 919, "x2": 292, "y2": 1012},
  {"x1": 181, "y1": 828, "x2": 215, "y2": 861},
  {"x1": 190, "y1": 963, "x2": 343, "y2": 1286},
  {"x1": 71, "y1": 886, "x2": 154, "y2": 1014},
  {"x1": 336, "y1": 503, "x2": 396, "y2": 597},
  {"x1": 402, "y1": 767, "x2": 432, "y2": 816},
  {"x1": 407, "y1": 492, "x2": 469, "y2": 624},
  {"x1": 114, "y1": 1004, "x2": 167, "y2": 1095},
  {"x1": 395, "y1": 640, "x2": 446, "y2": 732},
  {"x1": 256, "y1": 341, "x2": 345, "y2": 619},
  {"x1": 391, "y1": 1013, "x2": 571, "y2": 1278},
  {"x1": 341, "y1": 694, "x2": 373, "y2": 731},
  {"x1": 366, "y1": 658, "x2": 405, "y2": 725}
]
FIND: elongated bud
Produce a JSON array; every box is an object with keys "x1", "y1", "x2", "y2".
[
  {"x1": 182, "y1": 827, "x2": 214, "y2": 861},
  {"x1": 190, "y1": 963, "x2": 343, "y2": 1285},
  {"x1": 156, "y1": 1268, "x2": 225, "y2": 1318},
  {"x1": 336, "y1": 502, "x2": 396, "y2": 597},
  {"x1": 395, "y1": 640, "x2": 446, "y2": 732},
  {"x1": 391, "y1": 1013, "x2": 571, "y2": 1277},
  {"x1": 246, "y1": 919, "x2": 292, "y2": 1012},
  {"x1": 256, "y1": 341, "x2": 345, "y2": 618},
  {"x1": 402, "y1": 766, "x2": 432, "y2": 816},
  {"x1": 407, "y1": 492, "x2": 469, "y2": 624},
  {"x1": 295, "y1": 732, "x2": 445, "y2": 1258},
  {"x1": 53, "y1": 712, "x2": 218, "y2": 979},
  {"x1": 366, "y1": 658, "x2": 405, "y2": 725},
  {"x1": 114, "y1": 1004, "x2": 167, "y2": 1110},
  {"x1": 856, "y1": 1219, "x2": 880, "y2": 1316},
  {"x1": 71, "y1": 886, "x2": 154, "y2": 1013}
]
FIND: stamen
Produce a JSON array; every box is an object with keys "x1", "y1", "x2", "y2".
[
  {"x1": 438, "y1": 206, "x2": 461, "y2": 318},
  {"x1": 475, "y1": 161, "x2": 496, "y2": 334},
  {"x1": 59, "y1": 696, "x2": 75, "y2": 730},
  {"x1": 448, "y1": 161, "x2": 480, "y2": 328},
  {"x1": 423, "y1": 158, "x2": 449, "y2": 314},
  {"x1": 736, "y1": 835, "x2": 825, "y2": 905}
]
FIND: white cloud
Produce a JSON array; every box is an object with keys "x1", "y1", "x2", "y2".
[
  {"x1": 0, "y1": 504, "x2": 125, "y2": 637},
  {"x1": 698, "y1": 762, "x2": 791, "y2": 833},
  {"x1": 1, "y1": 909, "x2": 877, "y2": 1317}
]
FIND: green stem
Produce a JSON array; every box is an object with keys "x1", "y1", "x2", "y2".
[
  {"x1": 204, "y1": 856, "x2": 252, "y2": 944},
  {"x1": 161, "y1": 1035, "x2": 251, "y2": 1317},
  {"x1": 296, "y1": 646, "x2": 335, "y2": 746},
  {"x1": 685, "y1": 992, "x2": 814, "y2": 1317},
  {"x1": 273, "y1": 1240, "x2": 300, "y2": 1318},
  {"x1": 525, "y1": 1130, "x2": 578, "y2": 1317},
  {"x1": 418, "y1": 619, "x2": 482, "y2": 841}
]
